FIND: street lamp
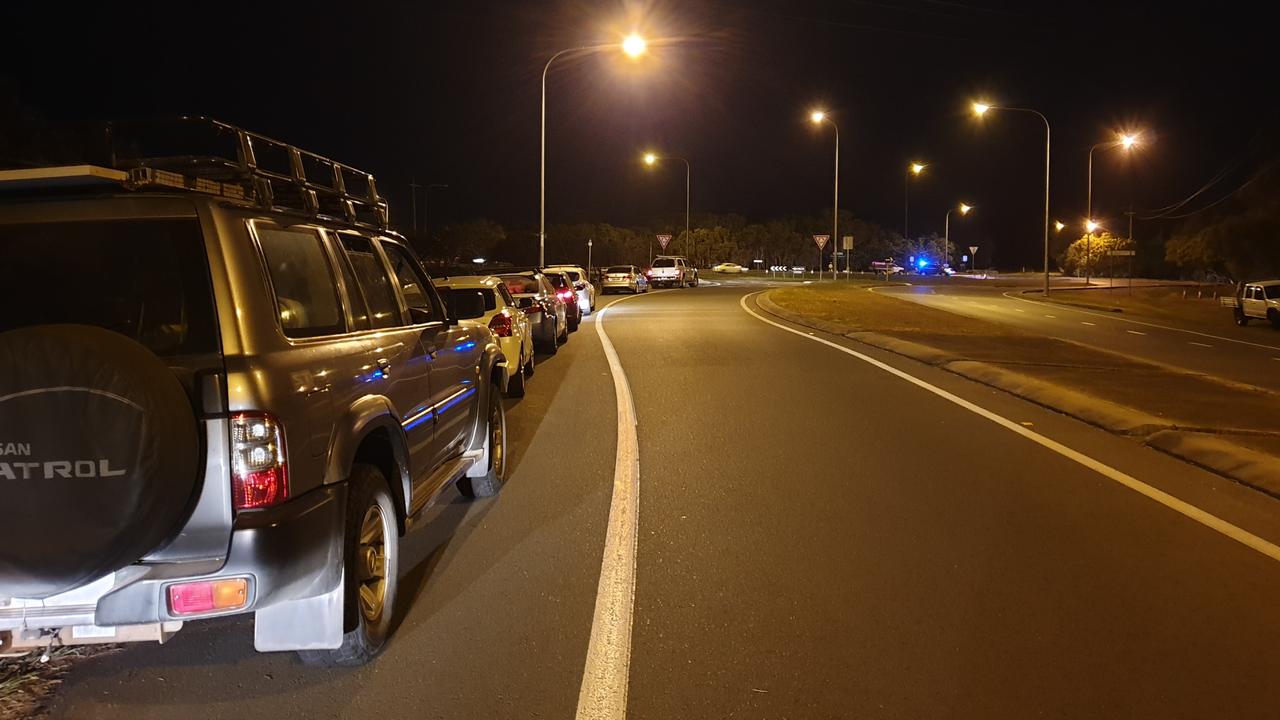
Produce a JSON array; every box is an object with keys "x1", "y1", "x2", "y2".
[
  {"x1": 540, "y1": 34, "x2": 648, "y2": 266},
  {"x1": 904, "y1": 161, "x2": 927, "y2": 246},
  {"x1": 1086, "y1": 132, "x2": 1141, "y2": 285},
  {"x1": 972, "y1": 99, "x2": 1052, "y2": 295},
  {"x1": 810, "y1": 109, "x2": 839, "y2": 280},
  {"x1": 1055, "y1": 220, "x2": 1067, "y2": 233},
  {"x1": 642, "y1": 151, "x2": 692, "y2": 266},
  {"x1": 944, "y1": 202, "x2": 972, "y2": 274}
]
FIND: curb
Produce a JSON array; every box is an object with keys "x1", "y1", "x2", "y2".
[{"x1": 756, "y1": 290, "x2": 1278, "y2": 493}]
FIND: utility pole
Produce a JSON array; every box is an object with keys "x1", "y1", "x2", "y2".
[{"x1": 409, "y1": 180, "x2": 421, "y2": 234}]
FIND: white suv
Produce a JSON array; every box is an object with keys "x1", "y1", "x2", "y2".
[{"x1": 648, "y1": 256, "x2": 698, "y2": 288}]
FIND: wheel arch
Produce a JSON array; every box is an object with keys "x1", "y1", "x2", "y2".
[{"x1": 324, "y1": 396, "x2": 411, "y2": 533}]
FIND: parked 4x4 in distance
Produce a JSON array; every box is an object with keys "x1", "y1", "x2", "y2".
[
  {"x1": 648, "y1": 255, "x2": 698, "y2": 288},
  {"x1": 0, "y1": 118, "x2": 509, "y2": 666}
]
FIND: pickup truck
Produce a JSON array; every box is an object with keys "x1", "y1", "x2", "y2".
[
  {"x1": 648, "y1": 255, "x2": 698, "y2": 288},
  {"x1": 1221, "y1": 280, "x2": 1280, "y2": 328}
]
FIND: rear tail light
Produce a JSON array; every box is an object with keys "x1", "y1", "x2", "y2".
[
  {"x1": 168, "y1": 578, "x2": 249, "y2": 616},
  {"x1": 489, "y1": 312, "x2": 514, "y2": 337},
  {"x1": 557, "y1": 289, "x2": 574, "y2": 300},
  {"x1": 231, "y1": 412, "x2": 288, "y2": 510},
  {"x1": 523, "y1": 303, "x2": 544, "y2": 315}
]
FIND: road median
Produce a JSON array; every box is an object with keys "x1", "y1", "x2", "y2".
[{"x1": 758, "y1": 285, "x2": 1280, "y2": 498}]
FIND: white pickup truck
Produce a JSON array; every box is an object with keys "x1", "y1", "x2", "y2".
[
  {"x1": 648, "y1": 255, "x2": 699, "y2": 288},
  {"x1": 1221, "y1": 280, "x2": 1280, "y2": 328}
]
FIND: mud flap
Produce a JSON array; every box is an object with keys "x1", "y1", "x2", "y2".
[{"x1": 253, "y1": 569, "x2": 344, "y2": 652}]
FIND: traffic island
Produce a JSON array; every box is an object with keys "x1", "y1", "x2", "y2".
[{"x1": 759, "y1": 285, "x2": 1280, "y2": 498}]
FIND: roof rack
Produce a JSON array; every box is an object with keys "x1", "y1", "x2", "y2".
[{"x1": 1, "y1": 117, "x2": 389, "y2": 230}]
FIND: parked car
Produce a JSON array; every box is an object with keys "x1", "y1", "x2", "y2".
[
  {"x1": 434, "y1": 275, "x2": 535, "y2": 397},
  {"x1": 649, "y1": 255, "x2": 698, "y2": 288},
  {"x1": 0, "y1": 118, "x2": 509, "y2": 666},
  {"x1": 544, "y1": 270, "x2": 582, "y2": 332},
  {"x1": 499, "y1": 271, "x2": 568, "y2": 352},
  {"x1": 870, "y1": 259, "x2": 906, "y2": 275},
  {"x1": 601, "y1": 265, "x2": 650, "y2": 294},
  {"x1": 1222, "y1": 280, "x2": 1280, "y2": 328},
  {"x1": 544, "y1": 264, "x2": 595, "y2": 315},
  {"x1": 712, "y1": 262, "x2": 746, "y2": 273}
]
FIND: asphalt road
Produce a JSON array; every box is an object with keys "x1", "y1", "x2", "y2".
[
  {"x1": 46, "y1": 286, "x2": 1280, "y2": 719},
  {"x1": 871, "y1": 280, "x2": 1280, "y2": 392}
]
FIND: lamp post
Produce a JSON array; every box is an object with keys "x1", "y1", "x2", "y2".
[
  {"x1": 1086, "y1": 133, "x2": 1139, "y2": 285},
  {"x1": 905, "y1": 161, "x2": 926, "y2": 246},
  {"x1": 945, "y1": 203, "x2": 972, "y2": 273},
  {"x1": 973, "y1": 101, "x2": 1052, "y2": 296},
  {"x1": 809, "y1": 110, "x2": 839, "y2": 280},
  {"x1": 540, "y1": 34, "x2": 647, "y2": 266},
  {"x1": 643, "y1": 152, "x2": 692, "y2": 266}
]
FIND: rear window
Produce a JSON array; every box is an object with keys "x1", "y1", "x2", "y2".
[
  {"x1": 547, "y1": 274, "x2": 569, "y2": 289},
  {"x1": 607, "y1": 266, "x2": 632, "y2": 274},
  {"x1": 501, "y1": 275, "x2": 539, "y2": 294},
  {"x1": 0, "y1": 218, "x2": 217, "y2": 356},
  {"x1": 563, "y1": 270, "x2": 582, "y2": 282},
  {"x1": 653, "y1": 258, "x2": 676, "y2": 268}
]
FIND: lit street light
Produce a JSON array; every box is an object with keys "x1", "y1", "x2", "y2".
[
  {"x1": 904, "y1": 161, "x2": 927, "y2": 247},
  {"x1": 1055, "y1": 220, "x2": 1067, "y2": 233},
  {"x1": 972, "y1": 99, "x2": 1052, "y2": 296},
  {"x1": 1086, "y1": 132, "x2": 1141, "y2": 285},
  {"x1": 1085, "y1": 219, "x2": 1100, "y2": 233},
  {"x1": 809, "y1": 109, "x2": 840, "y2": 280},
  {"x1": 642, "y1": 151, "x2": 693, "y2": 266},
  {"x1": 539, "y1": 34, "x2": 648, "y2": 266},
  {"x1": 945, "y1": 202, "x2": 972, "y2": 273}
]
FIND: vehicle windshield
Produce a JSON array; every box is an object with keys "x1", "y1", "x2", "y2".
[
  {"x1": 500, "y1": 275, "x2": 540, "y2": 295},
  {"x1": 0, "y1": 218, "x2": 218, "y2": 356},
  {"x1": 653, "y1": 258, "x2": 676, "y2": 268}
]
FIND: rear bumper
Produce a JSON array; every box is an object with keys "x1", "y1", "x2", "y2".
[{"x1": 0, "y1": 484, "x2": 345, "y2": 641}]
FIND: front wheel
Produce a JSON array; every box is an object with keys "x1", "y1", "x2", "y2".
[
  {"x1": 298, "y1": 465, "x2": 399, "y2": 667},
  {"x1": 458, "y1": 384, "x2": 506, "y2": 498}
]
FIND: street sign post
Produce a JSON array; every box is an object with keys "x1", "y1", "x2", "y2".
[
  {"x1": 657, "y1": 234, "x2": 672, "y2": 251},
  {"x1": 842, "y1": 235, "x2": 854, "y2": 278},
  {"x1": 968, "y1": 245, "x2": 978, "y2": 273},
  {"x1": 813, "y1": 235, "x2": 830, "y2": 280},
  {"x1": 1107, "y1": 249, "x2": 1136, "y2": 293}
]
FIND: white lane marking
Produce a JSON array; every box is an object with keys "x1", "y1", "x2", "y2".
[
  {"x1": 1001, "y1": 291, "x2": 1280, "y2": 352},
  {"x1": 1127, "y1": 330, "x2": 1147, "y2": 336},
  {"x1": 1189, "y1": 342, "x2": 1213, "y2": 348},
  {"x1": 1015, "y1": 308, "x2": 1026, "y2": 313},
  {"x1": 1044, "y1": 314, "x2": 1058, "y2": 319},
  {"x1": 576, "y1": 292, "x2": 650, "y2": 720},
  {"x1": 1080, "y1": 321, "x2": 1097, "y2": 326},
  {"x1": 740, "y1": 292, "x2": 1280, "y2": 565}
]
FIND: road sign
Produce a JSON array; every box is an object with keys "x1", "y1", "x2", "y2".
[
  {"x1": 1108, "y1": 249, "x2": 1136, "y2": 256},
  {"x1": 656, "y1": 234, "x2": 672, "y2": 250},
  {"x1": 968, "y1": 245, "x2": 978, "y2": 256},
  {"x1": 813, "y1": 234, "x2": 830, "y2": 250},
  {"x1": 842, "y1": 235, "x2": 853, "y2": 250}
]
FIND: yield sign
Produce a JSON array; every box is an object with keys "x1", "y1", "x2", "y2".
[
  {"x1": 813, "y1": 234, "x2": 830, "y2": 250},
  {"x1": 657, "y1": 234, "x2": 672, "y2": 250},
  {"x1": 968, "y1": 245, "x2": 978, "y2": 257}
]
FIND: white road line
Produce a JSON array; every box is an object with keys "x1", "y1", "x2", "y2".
[
  {"x1": 1014, "y1": 308, "x2": 1026, "y2": 313},
  {"x1": 1127, "y1": 330, "x2": 1147, "y2": 336},
  {"x1": 576, "y1": 292, "x2": 649, "y2": 720},
  {"x1": 1080, "y1": 321, "x2": 1097, "y2": 326},
  {"x1": 740, "y1": 292, "x2": 1280, "y2": 565},
  {"x1": 1002, "y1": 290, "x2": 1280, "y2": 352},
  {"x1": 1044, "y1": 314, "x2": 1057, "y2": 319},
  {"x1": 1189, "y1": 342, "x2": 1213, "y2": 348}
]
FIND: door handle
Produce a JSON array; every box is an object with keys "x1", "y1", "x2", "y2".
[{"x1": 375, "y1": 357, "x2": 391, "y2": 377}]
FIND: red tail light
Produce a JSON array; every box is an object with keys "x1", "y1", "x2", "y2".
[
  {"x1": 557, "y1": 289, "x2": 574, "y2": 300},
  {"x1": 523, "y1": 304, "x2": 544, "y2": 315},
  {"x1": 231, "y1": 413, "x2": 288, "y2": 510},
  {"x1": 489, "y1": 312, "x2": 514, "y2": 337}
]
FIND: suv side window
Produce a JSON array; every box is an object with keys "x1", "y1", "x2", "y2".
[
  {"x1": 338, "y1": 233, "x2": 402, "y2": 329},
  {"x1": 497, "y1": 283, "x2": 515, "y2": 307},
  {"x1": 255, "y1": 225, "x2": 345, "y2": 338},
  {"x1": 380, "y1": 241, "x2": 438, "y2": 324}
]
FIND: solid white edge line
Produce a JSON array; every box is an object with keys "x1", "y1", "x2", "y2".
[
  {"x1": 575, "y1": 291, "x2": 654, "y2": 720},
  {"x1": 739, "y1": 291, "x2": 1280, "y2": 564}
]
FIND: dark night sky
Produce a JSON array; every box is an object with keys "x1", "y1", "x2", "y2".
[{"x1": 2, "y1": 1, "x2": 1274, "y2": 267}]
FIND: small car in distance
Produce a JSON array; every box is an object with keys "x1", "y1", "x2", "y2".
[
  {"x1": 544, "y1": 264, "x2": 595, "y2": 315},
  {"x1": 544, "y1": 270, "x2": 582, "y2": 332},
  {"x1": 602, "y1": 265, "x2": 650, "y2": 294},
  {"x1": 434, "y1": 275, "x2": 535, "y2": 397},
  {"x1": 500, "y1": 271, "x2": 568, "y2": 353},
  {"x1": 712, "y1": 262, "x2": 746, "y2": 273}
]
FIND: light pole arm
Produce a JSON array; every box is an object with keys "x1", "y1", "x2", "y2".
[{"x1": 993, "y1": 106, "x2": 1052, "y2": 295}]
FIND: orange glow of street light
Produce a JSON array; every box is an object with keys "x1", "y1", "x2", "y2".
[
  {"x1": 909, "y1": 162, "x2": 927, "y2": 175},
  {"x1": 621, "y1": 33, "x2": 648, "y2": 58},
  {"x1": 643, "y1": 152, "x2": 658, "y2": 166},
  {"x1": 1119, "y1": 133, "x2": 1140, "y2": 149},
  {"x1": 810, "y1": 110, "x2": 827, "y2": 124},
  {"x1": 1055, "y1": 221, "x2": 1067, "y2": 232},
  {"x1": 972, "y1": 101, "x2": 991, "y2": 116},
  {"x1": 1085, "y1": 219, "x2": 1100, "y2": 233},
  {"x1": 959, "y1": 203, "x2": 973, "y2": 215}
]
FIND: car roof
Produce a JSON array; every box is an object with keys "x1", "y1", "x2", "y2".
[
  {"x1": 1251, "y1": 280, "x2": 1280, "y2": 287},
  {"x1": 545, "y1": 264, "x2": 586, "y2": 272},
  {"x1": 431, "y1": 275, "x2": 502, "y2": 289}
]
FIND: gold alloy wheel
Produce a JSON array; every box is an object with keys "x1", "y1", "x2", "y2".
[
  {"x1": 357, "y1": 504, "x2": 388, "y2": 623},
  {"x1": 490, "y1": 396, "x2": 505, "y2": 479}
]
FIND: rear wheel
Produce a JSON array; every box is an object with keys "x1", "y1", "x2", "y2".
[
  {"x1": 506, "y1": 360, "x2": 526, "y2": 397},
  {"x1": 524, "y1": 346, "x2": 535, "y2": 377},
  {"x1": 568, "y1": 310, "x2": 580, "y2": 332},
  {"x1": 458, "y1": 385, "x2": 506, "y2": 498},
  {"x1": 298, "y1": 465, "x2": 398, "y2": 667},
  {"x1": 558, "y1": 317, "x2": 569, "y2": 343}
]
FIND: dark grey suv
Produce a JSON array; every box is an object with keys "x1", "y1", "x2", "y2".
[{"x1": 0, "y1": 119, "x2": 509, "y2": 666}]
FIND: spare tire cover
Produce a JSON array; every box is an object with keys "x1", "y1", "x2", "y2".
[{"x1": 0, "y1": 325, "x2": 200, "y2": 599}]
